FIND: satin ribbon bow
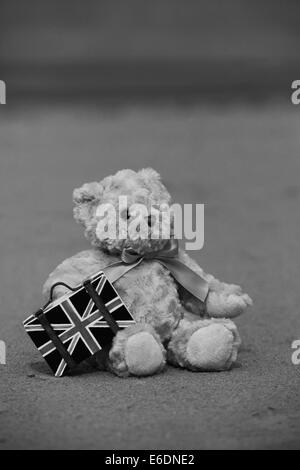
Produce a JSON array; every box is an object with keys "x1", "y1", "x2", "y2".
[{"x1": 103, "y1": 239, "x2": 209, "y2": 303}]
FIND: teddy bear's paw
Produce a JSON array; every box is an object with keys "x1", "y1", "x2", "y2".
[
  {"x1": 185, "y1": 323, "x2": 240, "y2": 371},
  {"x1": 206, "y1": 287, "x2": 253, "y2": 318},
  {"x1": 125, "y1": 332, "x2": 166, "y2": 376},
  {"x1": 108, "y1": 324, "x2": 166, "y2": 377},
  {"x1": 167, "y1": 318, "x2": 241, "y2": 371}
]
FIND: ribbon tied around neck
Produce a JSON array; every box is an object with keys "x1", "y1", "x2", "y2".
[{"x1": 103, "y1": 239, "x2": 209, "y2": 303}]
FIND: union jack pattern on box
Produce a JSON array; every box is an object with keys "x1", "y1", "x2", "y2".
[{"x1": 23, "y1": 271, "x2": 135, "y2": 377}]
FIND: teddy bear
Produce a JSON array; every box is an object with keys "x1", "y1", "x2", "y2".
[{"x1": 43, "y1": 168, "x2": 252, "y2": 377}]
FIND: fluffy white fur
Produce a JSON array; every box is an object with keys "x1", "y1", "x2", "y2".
[{"x1": 43, "y1": 168, "x2": 252, "y2": 377}]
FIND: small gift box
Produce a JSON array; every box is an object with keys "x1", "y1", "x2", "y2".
[{"x1": 23, "y1": 271, "x2": 135, "y2": 377}]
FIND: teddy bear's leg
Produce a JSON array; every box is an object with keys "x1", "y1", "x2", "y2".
[
  {"x1": 167, "y1": 317, "x2": 241, "y2": 371},
  {"x1": 108, "y1": 323, "x2": 166, "y2": 377}
]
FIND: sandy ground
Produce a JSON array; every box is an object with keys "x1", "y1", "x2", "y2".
[{"x1": 0, "y1": 103, "x2": 299, "y2": 449}]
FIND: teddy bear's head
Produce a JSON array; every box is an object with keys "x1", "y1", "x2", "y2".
[{"x1": 73, "y1": 168, "x2": 173, "y2": 255}]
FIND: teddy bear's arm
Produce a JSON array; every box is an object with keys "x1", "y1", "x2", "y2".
[
  {"x1": 42, "y1": 249, "x2": 110, "y2": 302},
  {"x1": 178, "y1": 249, "x2": 253, "y2": 318}
]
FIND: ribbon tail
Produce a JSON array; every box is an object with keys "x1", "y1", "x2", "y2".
[
  {"x1": 103, "y1": 258, "x2": 143, "y2": 284},
  {"x1": 158, "y1": 258, "x2": 209, "y2": 303},
  {"x1": 102, "y1": 251, "x2": 209, "y2": 303}
]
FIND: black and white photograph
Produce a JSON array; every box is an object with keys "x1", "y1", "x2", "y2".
[{"x1": 0, "y1": 0, "x2": 300, "y2": 453}]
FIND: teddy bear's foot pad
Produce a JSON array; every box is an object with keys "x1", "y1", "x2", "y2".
[
  {"x1": 168, "y1": 319, "x2": 241, "y2": 371},
  {"x1": 108, "y1": 324, "x2": 166, "y2": 377},
  {"x1": 125, "y1": 332, "x2": 165, "y2": 376},
  {"x1": 186, "y1": 324, "x2": 235, "y2": 370}
]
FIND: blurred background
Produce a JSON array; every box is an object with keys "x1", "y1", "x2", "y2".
[
  {"x1": 1, "y1": 0, "x2": 300, "y2": 102},
  {"x1": 1, "y1": 0, "x2": 300, "y2": 450}
]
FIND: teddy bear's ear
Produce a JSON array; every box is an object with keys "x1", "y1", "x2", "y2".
[
  {"x1": 73, "y1": 182, "x2": 102, "y2": 205},
  {"x1": 139, "y1": 168, "x2": 161, "y2": 184},
  {"x1": 73, "y1": 182, "x2": 103, "y2": 226},
  {"x1": 139, "y1": 168, "x2": 171, "y2": 203}
]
